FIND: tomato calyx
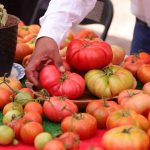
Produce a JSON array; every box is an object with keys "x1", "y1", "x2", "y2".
[
  {"x1": 60, "y1": 72, "x2": 68, "y2": 82},
  {"x1": 103, "y1": 67, "x2": 113, "y2": 76},
  {"x1": 73, "y1": 113, "x2": 84, "y2": 120},
  {"x1": 122, "y1": 127, "x2": 132, "y2": 134}
]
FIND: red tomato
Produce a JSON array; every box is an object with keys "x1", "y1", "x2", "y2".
[
  {"x1": 102, "y1": 125, "x2": 149, "y2": 150},
  {"x1": 122, "y1": 58, "x2": 144, "y2": 76},
  {"x1": 23, "y1": 111, "x2": 42, "y2": 124},
  {"x1": 43, "y1": 96, "x2": 78, "y2": 122},
  {"x1": 9, "y1": 118, "x2": 25, "y2": 139},
  {"x1": 86, "y1": 100, "x2": 121, "y2": 115},
  {"x1": 24, "y1": 101, "x2": 43, "y2": 115},
  {"x1": 61, "y1": 113, "x2": 97, "y2": 139},
  {"x1": 20, "y1": 122, "x2": 43, "y2": 144},
  {"x1": 58, "y1": 131, "x2": 80, "y2": 150},
  {"x1": 0, "y1": 88, "x2": 12, "y2": 109},
  {"x1": 66, "y1": 39, "x2": 113, "y2": 71},
  {"x1": 39, "y1": 64, "x2": 85, "y2": 99},
  {"x1": 86, "y1": 100, "x2": 121, "y2": 128},
  {"x1": 43, "y1": 139, "x2": 65, "y2": 150},
  {"x1": 137, "y1": 64, "x2": 150, "y2": 83},
  {"x1": 118, "y1": 89, "x2": 150, "y2": 115}
]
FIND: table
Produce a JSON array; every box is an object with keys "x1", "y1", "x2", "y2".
[{"x1": 0, "y1": 130, "x2": 106, "y2": 150}]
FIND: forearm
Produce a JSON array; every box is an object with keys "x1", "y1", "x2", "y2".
[{"x1": 37, "y1": 0, "x2": 97, "y2": 46}]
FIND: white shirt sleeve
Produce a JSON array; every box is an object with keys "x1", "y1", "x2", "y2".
[{"x1": 37, "y1": 0, "x2": 97, "y2": 46}]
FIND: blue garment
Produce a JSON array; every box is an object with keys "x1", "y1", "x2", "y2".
[{"x1": 130, "y1": 18, "x2": 150, "y2": 54}]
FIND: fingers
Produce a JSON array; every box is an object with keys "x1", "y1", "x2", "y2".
[{"x1": 53, "y1": 52, "x2": 65, "y2": 73}]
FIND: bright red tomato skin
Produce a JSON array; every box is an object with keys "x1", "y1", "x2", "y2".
[
  {"x1": 66, "y1": 39, "x2": 113, "y2": 71},
  {"x1": 61, "y1": 113, "x2": 97, "y2": 139},
  {"x1": 39, "y1": 64, "x2": 85, "y2": 99},
  {"x1": 43, "y1": 96, "x2": 78, "y2": 122}
]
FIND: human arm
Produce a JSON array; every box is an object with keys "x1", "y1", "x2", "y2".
[{"x1": 25, "y1": 0, "x2": 97, "y2": 88}]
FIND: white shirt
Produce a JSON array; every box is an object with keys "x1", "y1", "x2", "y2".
[
  {"x1": 37, "y1": 0, "x2": 97, "y2": 46},
  {"x1": 131, "y1": 0, "x2": 150, "y2": 27}
]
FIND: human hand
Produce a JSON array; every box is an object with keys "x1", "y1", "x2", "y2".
[{"x1": 25, "y1": 37, "x2": 65, "y2": 88}]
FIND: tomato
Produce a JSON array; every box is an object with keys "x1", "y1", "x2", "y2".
[
  {"x1": 118, "y1": 89, "x2": 150, "y2": 115},
  {"x1": 143, "y1": 82, "x2": 150, "y2": 95},
  {"x1": 23, "y1": 111, "x2": 42, "y2": 124},
  {"x1": 0, "y1": 77, "x2": 22, "y2": 93},
  {"x1": 9, "y1": 118, "x2": 25, "y2": 139},
  {"x1": 3, "y1": 102, "x2": 24, "y2": 115},
  {"x1": 24, "y1": 101, "x2": 43, "y2": 115},
  {"x1": 85, "y1": 65, "x2": 136, "y2": 98},
  {"x1": 39, "y1": 64, "x2": 85, "y2": 99},
  {"x1": 122, "y1": 57, "x2": 144, "y2": 76},
  {"x1": 3, "y1": 110, "x2": 22, "y2": 125},
  {"x1": 106, "y1": 109, "x2": 149, "y2": 131},
  {"x1": 18, "y1": 26, "x2": 30, "y2": 38},
  {"x1": 86, "y1": 100, "x2": 121, "y2": 128},
  {"x1": 61, "y1": 113, "x2": 97, "y2": 139},
  {"x1": 0, "y1": 125, "x2": 15, "y2": 145},
  {"x1": 28, "y1": 24, "x2": 40, "y2": 34},
  {"x1": 102, "y1": 125, "x2": 149, "y2": 150},
  {"x1": 137, "y1": 64, "x2": 150, "y2": 84},
  {"x1": 19, "y1": 88, "x2": 34, "y2": 98},
  {"x1": 74, "y1": 29, "x2": 98, "y2": 40},
  {"x1": 43, "y1": 139, "x2": 65, "y2": 150},
  {"x1": 111, "y1": 45, "x2": 125, "y2": 65},
  {"x1": 87, "y1": 146, "x2": 103, "y2": 150},
  {"x1": 14, "y1": 42, "x2": 33, "y2": 62},
  {"x1": 0, "y1": 88, "x2": 12, "y2": 109},
  {"x1": 20, "y1": 122, "x2": 43, "y2": 145},
  {"x1": 22, "y1": 34, "x2": 37, "y2": 43},
  {"x1": 125, "y1": 52, "x2": 150, "y2": 64},
  {"x1": 34, "y1": 132, "x2": 53, "y2": 150},
  {"x1": 86, "y1": 100, "x2": 121, "y2": 115},
  {"x1": 43, "y1": 96, "x2": 78, "y2": 122},
  {"x1": 58, "y1": 131, "x2": 80, "y2": 150},
  {"x1": 66, "y1": 39, "x2": 113, "y2": 71}
]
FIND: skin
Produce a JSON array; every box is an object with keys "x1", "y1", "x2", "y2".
[{"x1": 25, "y1": 37, "x2": 65, "y2": 88}]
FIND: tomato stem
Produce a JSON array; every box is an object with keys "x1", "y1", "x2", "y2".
[{"x1": 122, "y1": 127, "x2": 132, "y2": 134}]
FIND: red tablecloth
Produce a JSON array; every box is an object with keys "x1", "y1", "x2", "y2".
[{"x1": 0, "y1": 129, "x2": 106, "y2": 150}]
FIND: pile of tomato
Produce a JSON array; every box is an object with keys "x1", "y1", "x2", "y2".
[{"x1": 1, "y1": 21, "x2": 150, "y2": 150}]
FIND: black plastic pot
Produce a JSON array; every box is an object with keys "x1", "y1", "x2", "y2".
[{"x1": 0, "y1": 14, "x2": 19, "y2": 76}]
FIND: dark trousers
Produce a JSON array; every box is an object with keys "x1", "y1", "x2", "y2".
[{"x1": 130, "y1": 18, "x2": 150, "y2": 54}]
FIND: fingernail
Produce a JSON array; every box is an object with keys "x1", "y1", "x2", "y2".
[{"x1": 59, "y1": 66, "x2": 65, "y2": 72}]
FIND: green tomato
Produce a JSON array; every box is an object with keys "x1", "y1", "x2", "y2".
[
  {"x1": 34, "y1": 132, "x2": 53, "y2": 150},
  {"x1": 0, "y1": 125, "x2": 15, "y2": 145},
  {"x1": 3, "y1": 110, "x2": 22, "y2": 125}
]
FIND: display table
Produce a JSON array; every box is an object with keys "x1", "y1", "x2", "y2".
[{"x1": 0, "y1": 130, "x2": 106, "y2": 150}]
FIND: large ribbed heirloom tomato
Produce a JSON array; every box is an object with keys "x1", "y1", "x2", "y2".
[
  {"x1": 66, "y1": 39, "x2": 113, "y2": 71},
  {"x1": 39, "y1": 64, "x2": 85, "y2": 99}
]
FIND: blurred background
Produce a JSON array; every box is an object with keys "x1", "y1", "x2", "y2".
[
  {"x1": 1, "y1": 0, "x2": 135, "y2": 54},
  {"x1": 107, "y1": 0, "x2": 135, "y2": 54}
]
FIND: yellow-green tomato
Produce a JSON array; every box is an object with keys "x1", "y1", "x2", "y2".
[
  {"x1": 34, "y1": 132, "x2": 53, "y2": 150},
  {"x1": 3, "y1": 110, "x2": 22, "y2": 125},
  {"x1": 85, "y1": 65, "x2": 136, "y2": 98},
  {"x1": 0, "y1": 125, "x2": 15, "y2": 145}
]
